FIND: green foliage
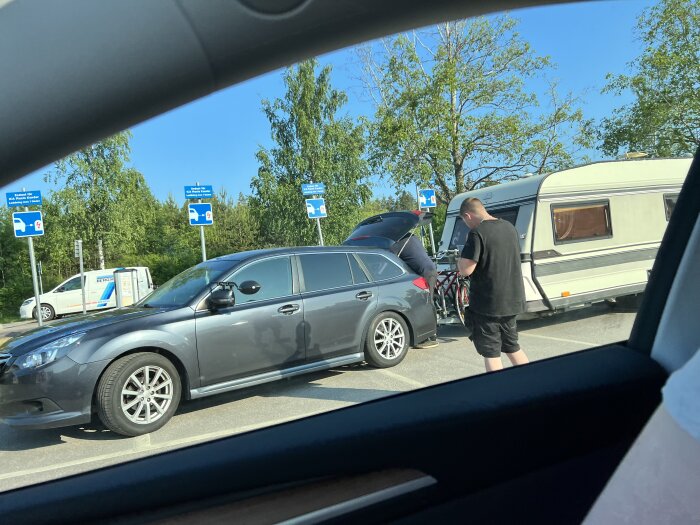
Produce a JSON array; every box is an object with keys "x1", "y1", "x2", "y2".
[
  {"x1": 250, "y1": 60, "x2": 372, "y2": 246},
  {"x1": 361, "y1": 17, "x2": 593, "y2": 204},
  {"x1": 600, "y1": 0, "x2": 700, "y2": 157}
]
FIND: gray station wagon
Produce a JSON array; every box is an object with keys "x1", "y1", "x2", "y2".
[{"x1": 0, "y1": 246, "x2": 436, "y2": 436}]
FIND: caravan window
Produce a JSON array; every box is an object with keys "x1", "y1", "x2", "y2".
[
  {"x1": 448, "y1": 207, "x2": 519, "y2": 251},
  {"x1": 664, "y1": 194, "x2": 679, "y2": 221},
  {"x1": 552, "y1": 201, "x2": 612, "y2": 243},
  {"x1": 448, "y1": 217, "x2": 470, "y2": 251},
  {"x1": 492, "y1": 208, "x2": 519, "y2": 225}
]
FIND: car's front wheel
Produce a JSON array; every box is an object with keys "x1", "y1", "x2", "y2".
[
  {"x1": 364, "y1": 312, "x2": 409, "y2": 368},
  {"x1": 33, "y1": 303, "x2": 55, "y2": 321},
  {"x1": 96, "y1": 353, "x2": 181, "y2": 437}
]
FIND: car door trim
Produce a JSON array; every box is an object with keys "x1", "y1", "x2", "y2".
[{"x1": 189, "y1": 353, "x2": 364, "y2": 399}]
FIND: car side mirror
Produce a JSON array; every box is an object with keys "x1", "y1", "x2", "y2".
[
  {"x1": 56, "y1": 286, "x2": 65, "y2": 293},
  {"x1": 238, "y1": 280, "x2": 261, "y2": 295},
  {"x1": 209, "y1": 288, "x2": 235, "y2": 309}
]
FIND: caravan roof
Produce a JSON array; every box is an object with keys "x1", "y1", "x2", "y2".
[{"x1": 446, "y1": 157, "x2": 692, "y2": 213}]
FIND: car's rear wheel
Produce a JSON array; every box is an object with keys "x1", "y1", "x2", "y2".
[
  {"x1": 364, "y1": 312, "x2": 409, "y2": 368},
  {"x1": 96, "y1": 353, "x2": 181, "y2": 437},
  {"x1": 33, "y1": 303, "x2": 55, "y2": 321}
]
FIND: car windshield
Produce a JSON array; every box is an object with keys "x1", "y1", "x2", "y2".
[{"x1": 137, "y1": 260, "x2": 233, "y2": 308}]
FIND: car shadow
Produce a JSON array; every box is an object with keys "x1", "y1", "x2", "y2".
[{"x1": 0, "y1": 421, "x2": 122, "y2": 450}]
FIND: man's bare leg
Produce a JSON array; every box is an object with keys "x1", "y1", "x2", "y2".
[
  {"x1": 506, "y1": 350, "x2": 529, "y2": 366},
  {"x1": 484, "y1": 357, "x2": 504, "y2": 372}
]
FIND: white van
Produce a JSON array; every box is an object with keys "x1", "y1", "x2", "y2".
[
  {"x1": 20, "y1": 267, "x2": 154, "y2": 321},
  {"x1": 439, "y1": 157, "x2": 691, "y2": 317}
]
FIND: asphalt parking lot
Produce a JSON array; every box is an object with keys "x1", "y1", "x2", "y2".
[{"x1": 0, "y1": 303, "x2": 637, "y2": 492}]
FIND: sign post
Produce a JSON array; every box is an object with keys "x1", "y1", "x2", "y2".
[
  {"x1": 302, "y1": 183, "x2": 327, "y2": 246},
  {"x1": 185, "y1": 183, "x2": 214, "y2": 262},
  {"x1": 418, "y1": 187, "x2": 438, "y2": 256},
  {"x1": 75, "y1": 239, "x2": 86, "y2": 314},
  {"x1": 7, "y1": 189, "x2": 44, "y2": 326}
]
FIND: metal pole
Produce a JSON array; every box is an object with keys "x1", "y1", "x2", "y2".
[
  {"x1": 428, "y1": 222, "x2": 437, "y2": 256},
  {"x1": 28, "y1": 237, "x2": 42, "y2": 327},
  {"x1": 79, "y1": 240, "x2": 86, "y2": 314},
  {"x1": 197, "y1": 182, "x2": 206, "y2": 261},
  {"x1": 114, "y1": 271, "x2": 123, "y2": 308},
  {"x1": 316, "y1": 217, "x2": 324, "y2": 246},
  {"x1": 131, "y1": 270, "x2": 139, "y2": 302},
  {"x1": 37, "y1": 260, "x2": 43, "y2": 295},
  {"x1": 200, "y1": 226, "x2": 207, "y2": 261},
  {"x1": 24, "y1": 197, "x2": 42, "y2": 326}
]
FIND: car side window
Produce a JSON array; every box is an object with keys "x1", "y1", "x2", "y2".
[
  {"x1": 299, "y1": 253, "x2": 354, "y2": 292},
  {"x1": 61, "y1": 276, "x2": 83, "y2": 292},
  {"x1": 358, "y1": 253, "x2": 404, "y2": 281},
  {"x1": 231, "y1": 257, "x2": 293, "y2": 303},
  {"x1": 348, "y1": 254, "x2": 370, "y2": 284}
]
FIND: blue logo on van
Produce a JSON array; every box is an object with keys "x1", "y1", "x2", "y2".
[{"x1": 97, "y1": 282, "x2": 115, "y2": 307}]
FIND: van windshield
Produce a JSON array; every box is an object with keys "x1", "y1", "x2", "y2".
[{"x1": 138, "y1": 260, "x2": 233, "y2": 308}]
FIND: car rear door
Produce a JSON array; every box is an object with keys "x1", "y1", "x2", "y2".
[{"x1": 297, "y1": 252, "x2": 378, "y2": 362}]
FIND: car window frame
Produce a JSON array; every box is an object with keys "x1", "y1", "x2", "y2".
[
  {"x1": 356, "y1": 252, "x2": 406, "y2": 282},
  {"x1": 196, "y1": 255, "x2": 299, "y2": 310}
]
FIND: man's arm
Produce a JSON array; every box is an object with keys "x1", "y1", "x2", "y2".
[{"x1": 458, "y1": 258, "x2": 477, "y2": 276}]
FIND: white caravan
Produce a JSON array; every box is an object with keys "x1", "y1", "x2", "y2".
[
  {"x1": 20, "y1": 267, "x2": 154, "y2": 321},
  {"x1": 439, "y1": 157, "x2": 691, "y2": 316}
]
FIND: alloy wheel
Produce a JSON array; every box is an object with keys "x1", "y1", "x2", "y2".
[
  {"x1": 374, "y1": 318, "x2": 406, "y2": 360},
  {"x1": 120, "y1": 365, "x2": 174, "y2": 425}
]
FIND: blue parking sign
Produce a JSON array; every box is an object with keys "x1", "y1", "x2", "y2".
[
  {"x1": 188, "y1": 203, "x2": 213, "y2": 225},
  {"x1": 13, "y1": 211, "x2": 44, "y2": 237},
  {"x1": 305, "y1": 198, "x2": 327, "y2": 219},
  {"x1": 419, "y1": 189, "x2": 437, "y2": 208}
]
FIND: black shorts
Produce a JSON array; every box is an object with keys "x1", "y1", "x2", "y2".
[{"x1": 468, "y1": 311, "x2": 520, "y2": 358}]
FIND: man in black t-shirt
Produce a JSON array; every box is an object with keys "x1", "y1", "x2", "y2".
[
  {"x1": 391, "y1": 233, "x2": 439, "y2": 348},
  {"x1": 457, "y1": 198, "x2": 529, "y2": 372}
]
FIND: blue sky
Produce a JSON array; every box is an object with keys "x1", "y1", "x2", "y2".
[{"x1": 3, "y1": 0, "x2": 653, "y2": 204}]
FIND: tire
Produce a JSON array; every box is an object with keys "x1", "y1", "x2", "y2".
[
  {"x1": 455, "y1": 282, "x2": 469, "y2": 326},
  {"x1": 33, "y1": 303, "x2": 55, "y2": 321},
  {"x1": 364, "y1": 312, "x2": 409, "y2": 368},
  {"x1": 96, "y1": 352, "x2": 181, "y2": 437}
]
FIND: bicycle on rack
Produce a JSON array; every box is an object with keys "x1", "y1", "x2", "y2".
[{"x1": 431, "y1": 249, "x2": 469, "y2": 326}]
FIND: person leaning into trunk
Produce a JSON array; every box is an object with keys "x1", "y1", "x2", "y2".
[
  {"x1": 390, "y1": 233, "x2": 439, "y2": 349},
  {"x1": 457, "y1": 198, "x2": 530, "y2": 372}
]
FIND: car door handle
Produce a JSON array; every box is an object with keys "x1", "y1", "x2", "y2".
[
  {"x1": 356, "y1": 291, "x2": 373, "y2": 300},
  {"x1": 278, "y1": 304, "x2": 300, "y2": 315}
]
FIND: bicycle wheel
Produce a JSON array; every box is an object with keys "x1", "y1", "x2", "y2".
[{"x1": 455, "y1": 280, "x2": 469, "y2": 326}]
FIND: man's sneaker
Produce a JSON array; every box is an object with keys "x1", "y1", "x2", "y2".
[{"x1": 415, "y1": 337, "x2": 438, "y2": 349}]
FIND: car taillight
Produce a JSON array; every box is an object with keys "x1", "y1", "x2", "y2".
[{"x1": 412, "y1": 277, "x2": 430, "y2": 290}]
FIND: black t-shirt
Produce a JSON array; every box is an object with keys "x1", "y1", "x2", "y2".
[
  {"x1": 390, "y1": 235, "x2": 436, "y2": 277},
  {"x1": 461, "y1": 219, "x2": 526, "y2": 317}
]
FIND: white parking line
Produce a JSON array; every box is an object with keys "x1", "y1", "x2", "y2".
[
  {"x1": 375, "y1": 369, "x2": 427, "y2": 389},
  {"x1": 519, "y1": 332, "x2": 597, "y2": 347}
]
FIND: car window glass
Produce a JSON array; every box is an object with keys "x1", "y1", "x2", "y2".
[
  {"x1": 137, "y1": 260, "x2": 232, "y2": 307},
  {"x1": 61, "y1": 276, "x2": 82, "y2": 292},
  {"x1": 348, "y1": 254, "x2": 370, "y2": 284},
  {"x1": 299, "y1": 253, "x2": 353, "y2": 292},
  {"x1": 358, "y1": 253, "x2": 403, "y2": 281},
  {"x1": 231, "y1": 257, "x2": 293, "y2": 303}
]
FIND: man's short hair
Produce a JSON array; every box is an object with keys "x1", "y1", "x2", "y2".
[{"x1": 460, "y1": 197, "x2": 486, "y2": 216}]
